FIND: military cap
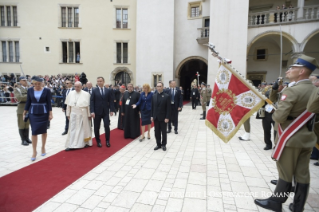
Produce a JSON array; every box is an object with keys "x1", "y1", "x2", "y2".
[
  {"x1": 291, "y1": 55, "x2": 319, "y2": 72},
  {"x1": 19, "y1": 76, "x2": 27, "y2": 81},
  {"x1": 201, "y1": 82, "x2": 206, "y2": 86},
  {"x1": 261, "y1": 82, "x2": 267, "y2": 86}
]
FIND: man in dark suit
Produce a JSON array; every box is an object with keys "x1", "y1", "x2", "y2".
[
  {"x1": 151, "y1": 82, "x2": 171, "y2": 151},
  {"x1": 165, "y1": 80, "x2": 182, "y2": 134},
  {"x1": 83, "y1": 82, "x2": 93, "y2": 95},
  {"x1": 190, "y1": 85, "x2": 199, "y2": 109},
  {"x1": 90, "y1": 77, "x2": 115, "y2": 147},
  {"x1": 62, "y1": 80, "x2": 74, "y2": 135}
]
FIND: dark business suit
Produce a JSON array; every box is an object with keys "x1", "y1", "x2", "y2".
[
  {"x1": 62, "y1": 88, "x2": 74, "y2": 132},
  {"x1": 25, "y1": 87, "x2": 52, "y2": 135},
  {"x1": 191, "y1": 88, "x2": 199, "y2": 109},
  {"x1": 83, "y1": 87, "x2": 93, "y2": 95},
  {"x1": 165, "y1": 87, "x2": 182, "y2": 132},
  {"x1": 151, "y1": 91, "x2": 171, "y2": 147},
  {"x1": 90, "y1": 87, "x2": 115, "y2": 145}
]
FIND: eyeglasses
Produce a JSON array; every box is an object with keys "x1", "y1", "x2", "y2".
[{"x1": 66, "y1": 83, "x2": 69, "y2": 84}]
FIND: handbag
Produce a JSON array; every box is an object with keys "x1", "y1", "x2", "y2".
[
  {"x1": 256, "y1": 108, "x2": 265, "y2": 119},
  {"x1": 24, "y1": 113, "x2": 29, "y2": 122}
]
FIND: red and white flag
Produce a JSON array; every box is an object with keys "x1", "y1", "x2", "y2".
[{"x1": 206, "y1": 64, "x2": 265, "y2": 143}]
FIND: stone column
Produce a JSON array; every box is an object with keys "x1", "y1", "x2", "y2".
[{"x1": 297, "y1": 0, "x2": 304, "y2": 20}]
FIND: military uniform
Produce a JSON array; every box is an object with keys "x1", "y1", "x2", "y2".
[
  {"x1": 255, "y1": 55, "x2": 319, "y2": 212},
  {"x1": 307, "y1": 87, "x2": 319, "y2": 166},
  {"x1": 200, "y1": 83, "x2": 209, "y2": 120},
  {"x1": 14, "y1": 78, "x2": 31, "y2": 146}
]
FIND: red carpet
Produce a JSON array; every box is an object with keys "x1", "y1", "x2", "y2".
[
  {"x1": 0, "y1": 101, "x2": 190, "y2": 212},
  {"x1": 0, "y1": 129, "x2": 134, "y2": 212}
]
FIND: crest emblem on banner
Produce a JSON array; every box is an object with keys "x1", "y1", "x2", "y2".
[{"x1": 205, "y1": 65, "x2": 265, "y2": 143}]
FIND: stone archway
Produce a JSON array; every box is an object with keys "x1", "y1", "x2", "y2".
[
  {"x1": 110, "y1": 67, "x2": 134, "y2": 85},
  {"x1": 300, "y1": 29, "x2": 319, "y2": 52},
  {"x1": 176, "y1": 56, "x2": 208, "y2": 99},
  {"x1": 175, "y1": 56, "x2": 208, "y2": 78},
  {"x1": 247, "y1": 30, "x2": 299, "y2": 53}
]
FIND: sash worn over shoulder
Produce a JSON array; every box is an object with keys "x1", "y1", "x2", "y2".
[{"x1": 272, "y1": 110, "x2": 315, "y2": 161}]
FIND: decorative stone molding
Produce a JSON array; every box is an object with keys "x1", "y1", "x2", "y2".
[
  {"x1": 247, "y1": 30, "x2": 299, "y2": 53},
  {"x1": 175, "y1": 56, "x2": 208, "y2": 78},
  {"x1": 110, "y1": 67, "x2": 133, "y2": 83}
]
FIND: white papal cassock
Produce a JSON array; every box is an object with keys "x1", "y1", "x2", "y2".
[{"x1": 65, "y1": 90, "x2": 92, "y2": 148}]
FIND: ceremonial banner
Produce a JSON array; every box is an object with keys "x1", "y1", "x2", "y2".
[{"x1": 205, "y1": 64, "x2": 266, "y2": 143}]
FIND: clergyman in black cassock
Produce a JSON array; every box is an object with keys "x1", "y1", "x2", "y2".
[
  {"x1": 152, "y1": 82, "x2": 171, "y2": 151},
  {"x1": 121, "y1": 84, "x2": 141, "y2": 139},
  {"x1": 118, "y1": 86, "x2": 125, "y2": 130}
]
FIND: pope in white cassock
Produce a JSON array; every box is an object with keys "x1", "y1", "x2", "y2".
[{"x1": 65, "y1": 82, "x2": 92, "y2": 151}]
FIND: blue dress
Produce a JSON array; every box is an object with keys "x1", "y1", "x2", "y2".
[
  {"x1": 25, "y1": 87, "x2": 52, "y2": 135},
  {"x1": 135, "y1": 92, "x2": 153, "y2": 126}
]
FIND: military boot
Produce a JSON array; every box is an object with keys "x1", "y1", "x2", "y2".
[
  {"x1": 289, "y1": 182, "x2": 309, "y2": 212},
  {"x1": 19, "y1": 129, "x2": 29, "y2": 146},
  {"x1": 24, "y1": 128, "x2": 32, "y2": 144},
  {"x1": 254, "y1": 178, "x2": 292, "y2": 212},
  {"x1": 200, "y1": 111, "x2": 206, "y2": 120}
]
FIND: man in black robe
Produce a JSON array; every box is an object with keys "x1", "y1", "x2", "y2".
[
  {"x1": 118, "y1": 86, "x2": 125, "y2": 130},
  {"x1": 121, "y1": 83, "x2": 141, "y2": 138}
]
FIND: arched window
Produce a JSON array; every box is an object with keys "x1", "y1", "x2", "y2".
[{"x1": 115, "y1": 71, "x2": 131, "y2": 85}]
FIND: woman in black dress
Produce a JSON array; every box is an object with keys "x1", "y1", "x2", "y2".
[
  {"x1": 23, "y1": 76, "x2": 53, "y2": 161},
  {"x1": 132, "y1": 84, "x2": 153, "y2": 141}
]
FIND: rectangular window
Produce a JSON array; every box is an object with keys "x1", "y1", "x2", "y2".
[
  {"x1": 116, "y1": 9, "x2": 121, "y2": 28},
  {"x1": 61, "y1": 6, "x2": 79, "y2": 28},
  {"x1": 122, "y1": 9, "x2": 128, "y2": 28},
  {"x1": 116, "y1": 42, "x2": 121, "y2": 63},
  {"x1": 61, "y1": 7, "x2": 66, "y2": 27},
  {"x1": 116, "y1": 42, "x2": 128, "y2": 64},
  {"x1": 257, "y1": 49, "x2": 266, "y2": 60},
  {"x1": 68, "y1": 42, "x2": 73, "y2": 62},
  {"x1": 8, "y1": 41, "x2": 13, "y2": 62},
  {"x1": 191, "y1": 7, "x2": 199, "y2": 17},
  {"x1": 123, "y1": 43, "x2": 128, "y2": 63},
  {"x1": 13, "y1": 6, "x2": 17, "y2": 26},
  {"x1": 62, "y1": 41, "x2": 80, "y2": 63},
  {"x1": 2, "y1": 41, "x2": 6, "y2": 62},
  {"x1": 1, "y1": 6, "x2": 5, "y2": 26},
  {"x1": 15, "y1": 41, "x2": 19, "y2": 62},
  {"x1": 68, "y1": 8, "x2": 72, "y2": 27},
  {"x1": 6, "y1": 6, "x2": 11, "y2": 26},
  {"x1": 116, "y1": 8, "x2": 128, "y2": 28},
  {"x1": 74, "y1": 7, "x2": 79, "y2": 27},
  {"x1": 153, "y1": 74, "x2": 162, "y2": 88}
]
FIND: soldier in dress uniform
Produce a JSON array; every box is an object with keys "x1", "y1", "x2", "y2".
[
  {"x1": 190, "y1": 84, "x2": 199, "y2": 109},
  {"x1": 14, "y1": 76, "x2": 31, "y2": 146},
  {"x1": 200, "y1": 82, "x2": 208, "y2": 120},
  {"x1": 255, "y1": 55, "x2": 319, "y2": 212}
]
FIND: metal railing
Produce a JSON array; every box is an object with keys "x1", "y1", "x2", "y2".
[{"x1": 198, "y1": 27, "x2": 210, "y2": 38}]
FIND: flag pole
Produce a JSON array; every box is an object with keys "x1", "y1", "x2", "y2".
[{"x1": 279, "y1": 24, "x2": 283, "y2": 77}]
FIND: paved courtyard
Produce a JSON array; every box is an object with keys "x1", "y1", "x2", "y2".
[{"x1": 0, "y1": 104, "x2": 318, "y2": 212}]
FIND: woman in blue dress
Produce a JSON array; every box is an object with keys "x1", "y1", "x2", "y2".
[
  {"x1": 23, "y1": 76, "x2": 53, "y2": 161},
  {"x1": 132, "y1": 84, "x2": 153, "y2": 141}
]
